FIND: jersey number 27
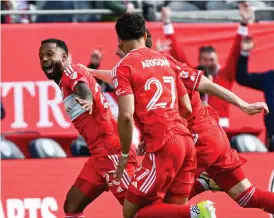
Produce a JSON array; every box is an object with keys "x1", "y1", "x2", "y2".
[{"x1": 145, "y1": 76, "x2": 176, "y2": 111}]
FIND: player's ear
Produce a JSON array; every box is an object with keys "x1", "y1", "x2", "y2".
[
  {"x1": 62, "y1": 53, "x2": 68, "y2": 62},
  {"x1": 144, "y1": 31, "x2": 147, "y2": 42}
]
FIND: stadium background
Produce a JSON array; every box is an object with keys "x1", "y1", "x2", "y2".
[{"x1": 1, "y1": 1, "x2": 274, "y2": 218}]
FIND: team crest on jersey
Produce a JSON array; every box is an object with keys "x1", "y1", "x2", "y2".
[
  {"x1": 65, "y1": 66, "x2": 78, "y2": 80},
  {"x1": 180, "y1": 71, "x2": 189, "y2": 79}
]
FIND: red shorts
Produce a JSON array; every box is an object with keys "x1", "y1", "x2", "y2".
[
  {"x1": 126, "y1": 135, "x2": 196, "y2": 205},
  {"x1": 74, "y1": 151, "x2": 137, "y2": 205},
  {"x1": 194, "y1": 125, "x2": 247, "y2": 180}
]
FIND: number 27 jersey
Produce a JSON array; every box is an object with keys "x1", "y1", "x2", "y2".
[{"x1": 112, "y1": 48, "x2": 190, "y2": 152}]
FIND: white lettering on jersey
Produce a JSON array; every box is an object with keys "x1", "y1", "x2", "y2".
[
  {"x1": 142, "y1": 59, "x2": 170, "y2": 69},
  {"x1": 63, "y1": 94, "x2": 85, "y2": 121}
]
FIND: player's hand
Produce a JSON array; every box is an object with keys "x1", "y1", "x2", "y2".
[
  {"x1": 137, "y1": 140, "x2": 146, "y2": 156},
  {"x1": 115, "y1": 156, "x2": 129, "y2": 181},
  {"x1": 239, "y1": 2, "x2": 254, "y2": 24},
  {"x1": 161, "y1": 7, "x2": 171, "y2": 24},
  {"x1": 75, "y1": 97, "x2": 93, "y2": 115},
  {"x1": 241, "y1": 36, "x2": 254, "y2": 52},
  {"x1": 90, "y1": 48, "x2": 104, "y2": 66},
  {"x1": 126, "y1": 3, "x2": 135, "y2": 13},
  {"x1": 241, "y1": 102, "x2": 269, "y2": 115},
  {"x1": 156, "y1": 39, "x2": 171, "y2": 52}
]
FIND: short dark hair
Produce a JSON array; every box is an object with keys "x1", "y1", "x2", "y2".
[
  {"x1": 145, "y1": 28, "x2": 152, "y2": 48},
  {"x1": 115, "y1": 13, "x2": 146, "y2": 41},
  {"x1": 41, "y1": 38, "x2": 68, "y2": 54},
  {"x1": 199, "y1": 45, "x2": 216, "y2": 54}
]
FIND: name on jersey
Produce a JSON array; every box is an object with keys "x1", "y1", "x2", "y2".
[{"x1": 142, "y1": 59, "x2": 170, "y2": 69}]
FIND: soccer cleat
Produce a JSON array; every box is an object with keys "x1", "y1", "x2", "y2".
[
  {"x1": 198, "y1": 172, "x2": 222, "y2": 192},
  {"x1": 197, "y1": 200, "x2": 216, "y2": 218}
]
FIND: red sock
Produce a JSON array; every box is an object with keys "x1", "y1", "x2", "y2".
[
  {"x1": 236, "y1": 186, "x2": 274, "y2": 214},
  {"x1": 135, "y1": 203, "x2": 191, "y2": 218},
  {"x1": 65, "y1": 212, "x2": 84, "y2": 218},
  {"x1": 188, "y1": 180, "x2": 205, "y2": 200}
]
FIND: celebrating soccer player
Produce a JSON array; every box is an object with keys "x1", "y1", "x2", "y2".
[
  {"x1": 81, "y1": 22, "x2": 274, "y2": 216},
  {"x1": 111, "y1": 13, "x2": 216, "y2": 218},
  {"x1": 39, "y1": 39, "x2": 138, "y2": 218}
]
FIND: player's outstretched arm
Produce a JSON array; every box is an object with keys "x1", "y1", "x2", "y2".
[
  {"x1": 76, "y1": 63, "x2": 112, "y2": 84},
  {"x1": 74, "y1": 82, "x2": 93, "y2": 114},
  {"x1": 88, "y1": 69, "x2": 112, "y2": 84},
  {"x1": 197, "y1": 75, "x2": 269, "y2": 115}
]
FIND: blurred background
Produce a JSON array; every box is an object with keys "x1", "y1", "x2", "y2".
[{"x1": 1, "y1": 1, "x2": 274, "y2": 218}]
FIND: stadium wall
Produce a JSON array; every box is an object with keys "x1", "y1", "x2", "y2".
[
  {"x1": 2, "y1": 154, "x2": 274, "y2": 218},
  {"x1": 1, "y1": 22, "x2": 274, "y2": 142}
]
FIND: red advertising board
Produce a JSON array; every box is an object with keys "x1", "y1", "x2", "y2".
[
  {"x1": 1, "y1": 22, "x2": 274, "y2": 141},
  {"x1": 2, "y1": 154, "x2": 274, "y2": 218}
]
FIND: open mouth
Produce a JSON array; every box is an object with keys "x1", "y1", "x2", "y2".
[{"x1": 43, "y1": 64, "x2": 53, "y2": 74}]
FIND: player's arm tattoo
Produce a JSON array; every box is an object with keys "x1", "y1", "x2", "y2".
[
  {"x1": 197, "y1": 75, "x2": 248, "y2": 110},
  {"x1": 117, "y1": 94, "x2": 135, "y2": 155},
  {"x1": 74, "y1": 82, "x2": 93, "y2": 103}
]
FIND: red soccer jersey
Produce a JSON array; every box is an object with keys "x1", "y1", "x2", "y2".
[
  {"x1": 165, "y1": 54, "x2": 219, "y2": 133},
  {"x1": 164, "y1": 23, "x2": 245, "y2": 118},
  {"x1": 59, "y1": 64, "x2": 120, "y2": 156},
  {"x1": 111, "y1": 48, "x2": 190, "y2": 152}
]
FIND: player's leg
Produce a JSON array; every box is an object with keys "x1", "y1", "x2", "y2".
[
  {"x1": 64, "y1": 157, "x2": 108, "y2": 217},
  {"x1": 208, "y1": 126, "x2": 274, "y2": 214},
  {"x1": 188, "y1": 127, "x2": 223, "y2": 200},
  {"x1": 213, "y1": 166, "x2": 274, "y2": 214},
  {"x1": 131, "y1": 135, "x2": 216, "y2": 218},
  {"x1": 163, "y1": 136, "x2": 216, "y2": 218},
  {"x1": 64, "y1": 183, "x2": 105, "y2": 217}
]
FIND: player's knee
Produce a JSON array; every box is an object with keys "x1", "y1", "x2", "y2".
[{"x1": 64, "y1": 198, "x2": 83, "y2": 213}]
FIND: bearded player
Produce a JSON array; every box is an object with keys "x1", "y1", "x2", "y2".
[
  {"x1": 80, "y1": 25, "x2": 274, "y2": 215},
  {"x1": 39, "y1": 38, "x2": 137, "y2": 218}
]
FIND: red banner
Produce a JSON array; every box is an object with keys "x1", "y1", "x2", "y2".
[
  {"x1": 1, "y1": 22, "x2": 274, "y2": 140},
  {"x1": 2, "y1": 154, "x2": 274, "y2": 218}
]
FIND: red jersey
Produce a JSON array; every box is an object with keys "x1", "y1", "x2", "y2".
[
  {"x1": 165, "y1": 54, "x2": 219, "y2": 133},
  {"x1": 111, "y1": 48, "x2": 190, "y2": 152},
  {"x1": 164, "y1": 23, "x2": 246, "y2": 118},
  {"x1": 59, "y1": 64, "x2": 119, "y2": 156}
]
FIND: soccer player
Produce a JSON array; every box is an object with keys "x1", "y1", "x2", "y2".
[
  {"x1": 112, "y1": 13, "x2": 216, "y2": 218},
  {"x1": 80, "y1": 27, "x2": 274, "y2": 215},
  {"x1": 160, "y1": 2, "x2": 253, "y2": 128},
  {"x1": 168, "y1": 56, "x2": 274, "y2": 215},
  {"x1": 39, "y1": 38, "x2": 138, "y2": 218}
]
